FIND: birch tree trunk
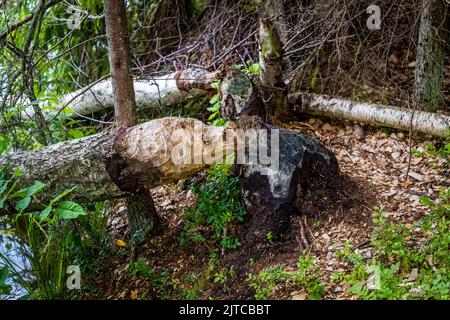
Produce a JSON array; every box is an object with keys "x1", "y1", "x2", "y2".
[
  {"x1": 414, "y1": 0, "x2": 446, "y2": 110},
  {"x1": 105, "y1": 0, "x2": 158, "y2": 241},
  {"x1": 292, "y1": 93, "x2": 450, "y2": 137},
  {"x1": 21, "y1": 69, "x2": 219, "y2": 120}
]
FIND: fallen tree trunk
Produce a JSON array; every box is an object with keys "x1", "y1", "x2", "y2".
[
  {"x1": 1, "y1": 115, "x2": 340, "y2": 243},
  {"x1": 291, "y1": 93, "x2": 450, "y2": 137},
  {"x1": 21, "y1": 68, "x2": 220, "y2": 119},
  {"x1": 0, "y1": 117, "x2": 232, "y2": 205},
  {"x1": 21, "y1": 69, "x2": 449, "y2": 138}
]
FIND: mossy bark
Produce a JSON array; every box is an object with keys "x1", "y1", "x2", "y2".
[{"x1": 259, "y1": 17, "x2": 289, "y2": 123}]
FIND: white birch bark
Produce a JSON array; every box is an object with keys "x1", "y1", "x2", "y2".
[
  {"x1": 21, "y1": 69, "x2": 219, "y2": 119},
  {"x1": 296, "y1": 93, "x2": 450, "y2": 137}
]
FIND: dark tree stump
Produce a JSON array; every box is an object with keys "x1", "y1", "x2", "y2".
[{"x1": 236, "y1": 116, "x2": 339, "y2": 242}]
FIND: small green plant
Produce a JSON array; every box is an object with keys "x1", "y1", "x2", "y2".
[
  {"x1": 266, "y1": 232, "x2": 273, "y2": 243},
  {"x1": 235, "y1": 60, "x2": 261, "y2": 77},
  {"x1": 295, "y1": 253, "x2": 325, "y2": 300},
  {"x1": 247, "y1": 252, "x2": 324, "y2": 300},
  {"x1": 247, "y1": 266, "x2": 285, "y2": 300},
  {"x1": 207, "y1": 80, "x2": 228, "y2": 127},
  {"x1": 127, "y1": 258, "x2": 173, "y2": 298},
  {"x1": 213, "y1": 266, "x2": 235, "y2": 293},
  {"x1": 335, "y1": 242, "x2": 364, "y2": 266},
  {"x1": 128, "y1": 258, "x2": 156, "y2": 279},
  {"x1": 179, "y1": 163, "x2": 245, "y2": 251},
  {"x1": 414, "y1": 129, "x2": 450, "y2": 166}
]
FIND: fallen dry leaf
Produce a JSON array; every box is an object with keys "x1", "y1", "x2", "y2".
[{"x1": 116, "y1": 239, "x2": 127, "y2": 247}]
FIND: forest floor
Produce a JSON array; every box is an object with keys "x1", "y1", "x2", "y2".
[{"x1": 93, "y1": 118, "x2": 449, "y2": 300}]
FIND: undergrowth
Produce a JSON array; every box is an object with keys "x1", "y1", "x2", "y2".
[
  {"x1": 332, "y1": 188, "x2": 449, "y2": 300},
  {"x1": 0, "y1": 167, "x2": 110, "y2": 300},
  {"x1": 247, "y1": 252, "x2": 325, "y2": 300},
  {"x1": 178, "y1": 163, "x2": 245, "y2": 251}
]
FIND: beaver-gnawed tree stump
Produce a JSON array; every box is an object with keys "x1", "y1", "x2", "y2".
[{"x1": 236, "y1": 116, "x2": 340, "y2": 242}]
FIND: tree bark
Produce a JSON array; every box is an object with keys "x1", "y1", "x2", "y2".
[
  {"x1": 105, "y1": 0, "x2": 158, "y2": 241},
  {"x1": 105, "y1": 0, "x2": 137, "y2": 127},
  {"x1": 21, "y1": 69, "x2": 219, "y2": 119},
  {"x1": 259, "y1": 17, "x2": 289, "y2": 123},
  {"x1": 292, "y1": 93, "x2": 450, "y2": 137},
  {"x1": 0, "y1": 117, "x2": 233, "y2": 209},
  {"x1": 0, "y1": 130, "x2": 121, "y2": 205},
  {"x1": 262, "y1": 0, "x2": 289, "y2": 46},
  {"x1": 414, "y1": 0, "x2": 446, "y2": 110}
]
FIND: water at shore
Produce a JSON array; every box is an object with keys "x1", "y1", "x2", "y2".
[{"x1": 0, "y1": 228, "x2": 31, "y2": 300}]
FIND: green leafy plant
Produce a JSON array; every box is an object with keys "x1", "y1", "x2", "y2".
[
  {"x1": 235, "y1": 60, "x2": 262, "y2": 77},
  {"x1": 207, "y1": 80, "x2": 228, "y2": 127},
  {"x1": 413, "y1": 129, "x2": 450, "y2": 166},
  {"x1": 0, "y1": 167, "x2": 109, "y2": 299},
  {"x1": 179, "y1": 163, "x2": 245, "y2": 250},
  {"x1": 247, "y1": 266, "x2": 285, "y2": 300}
]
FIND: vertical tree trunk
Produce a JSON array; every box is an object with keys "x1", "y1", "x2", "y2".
[
  {"x1": 414, "y1": 0, "x2": 446, "y2": 110},
  {"x1": 262, "y1": 0, "x2": 289, "y2": 47},
  {"x1": 105, "y1": 0, "x2": 137, "y2": 127},
  {"x1": 258, "y1": 17, "x2": 289, "y2": 123},
  {"x1": 104, "y1": 0, "x2": 159, "y2": 243}
]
